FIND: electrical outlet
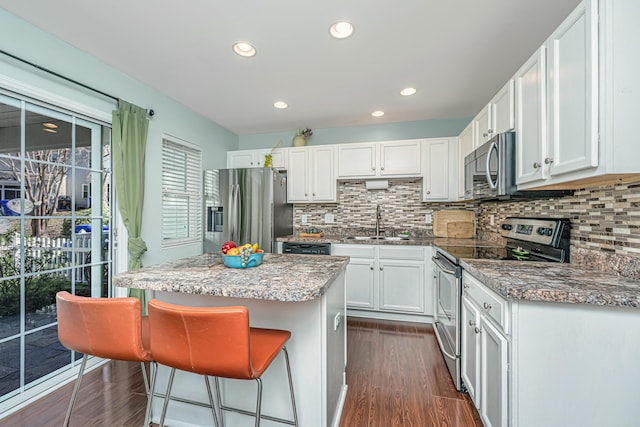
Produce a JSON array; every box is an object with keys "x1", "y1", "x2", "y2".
[
  {"x1": 425, "y1": 213, "x2": 433, "y2": 224},
  {"x1": 301, "y1": 214, "x2": 308, "y2": 224},
  {"x1": 325, "y1": 213, "x2": 334, "y2": 223}
]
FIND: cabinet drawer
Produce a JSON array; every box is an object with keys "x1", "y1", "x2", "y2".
[
  {"x1": 463, "y1": 273, "x2": 509, "y2": 334},
  {"x1": 332, "y1": 244, "x2": 375, "y2": 258},
  {"x1": 378, "y1": 245, "x2": 425, "y2": 260}
]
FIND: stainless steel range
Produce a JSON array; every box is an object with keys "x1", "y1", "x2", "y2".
[{"x1": 431, "y1": 217, "x2": 570, "y2": 391}]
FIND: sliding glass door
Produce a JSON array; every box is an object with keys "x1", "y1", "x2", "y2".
[{"x1": 0, "y1": 91, "x2": 112, "y2": 404}]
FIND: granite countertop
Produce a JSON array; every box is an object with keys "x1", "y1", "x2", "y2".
[
  {"x1": 113, "y1": 253, "x2": 349, "y2": 303},
  {"x1": 461, "y1": 259, "x2": 640, "y2": 308}
]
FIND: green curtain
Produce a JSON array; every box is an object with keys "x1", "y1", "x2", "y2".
[{"x1": 112, "y1": 100, "x2": 149, "y2": 313}]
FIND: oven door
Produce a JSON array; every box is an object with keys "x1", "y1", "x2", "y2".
[{"x1": 432, "y1": 252, "x2": 462, "y2": 390}]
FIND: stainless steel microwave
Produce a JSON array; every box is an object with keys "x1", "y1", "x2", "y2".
[{"x1": 464, "y1": 132, "x2": 572, "y2": 201}]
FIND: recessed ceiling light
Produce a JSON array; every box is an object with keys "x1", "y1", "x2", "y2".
[
  {"x1": 232, "y1": 41, "x2": 257, "y2": 57},
  {"x1": 329, "y1": 21, "x2": 354, "y2": 39},
  {"x1": 273, "y1": 101, "x2": 288, "y2": 109},
  {"x1": 43, "y1": 122, "x2": 58, "y2": 129},
  {"x1": 400, "y1": 87, "x2": 417, "y2": 96},
  {"x1": 371, "y1": 110, "x2": 385, "y2": 117}
]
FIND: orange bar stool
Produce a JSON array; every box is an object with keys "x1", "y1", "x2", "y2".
[
  {"x1": 147, "y1": 299, "x2": 298, "y2": 427},
  {"x1": 55, "y1": 291, "x2": 155, "y2": 427}
]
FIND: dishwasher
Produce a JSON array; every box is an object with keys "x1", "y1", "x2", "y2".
[{"x1": 282, "y1": 242, "x2": 331, "y2": 255}]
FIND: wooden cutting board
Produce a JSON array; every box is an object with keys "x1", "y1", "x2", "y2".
[
  {"x1": 433, "y1": 210, "x2": 476, "y2": 238},
  {"x1": 446, "y1": 221, "x2": 476, "y2": 239},
  {"x1": 298, "y1": 232, "x2": 324, "y2": 238}
]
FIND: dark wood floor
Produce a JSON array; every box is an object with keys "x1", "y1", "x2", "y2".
[
  {"x1": 1, "y1": 318, "x2": 482, "y2": 426},
  {"x1": 340, "y1": 318, "x2": 482, "y2": 427}
]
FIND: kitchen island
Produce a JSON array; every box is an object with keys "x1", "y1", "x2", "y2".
[{"x1": 114, "y1": 253, "x2": 349, "y2": 427}]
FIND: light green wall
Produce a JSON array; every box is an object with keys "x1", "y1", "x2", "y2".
[
  {"x1": 239, "y1": 117, "x2": 472, "y2": 150},
  {"x1": 0, "y1": 9, "x2": 239, "y2": 267}
]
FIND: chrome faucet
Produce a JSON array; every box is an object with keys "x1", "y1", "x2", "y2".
[{"x1": 376, "y1": 204, "x2": 382, "y2": 237}]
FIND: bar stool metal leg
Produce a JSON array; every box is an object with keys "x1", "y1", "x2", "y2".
[
  {"x1": 255, "y1": 378, "x2": 263, "y2": 427},
  {"x1": 204, "y1": 376, "x2": 221, "y2": 427},
  {"x1": 214, "y1": 377, "x2": 225, "y2": 427},
  {"x1": 159, "y1": 367, "x2": 177, "y2": 427},
  {"x1": 143, "y1": 362, "x2": 158, "y2": 427},
  {"x1": 283, "y1": 347, "x2": 299, "y2": 426},
  {"x1": 63, "y1": 354, "x2": 88, "y2": 427}
]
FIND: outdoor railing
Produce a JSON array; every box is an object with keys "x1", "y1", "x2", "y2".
[{"x1": 0, "y1": 233, "x2": 93, "y2": 282}]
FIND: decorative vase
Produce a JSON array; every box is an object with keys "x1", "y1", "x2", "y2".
[{"x1": 292, "y1": 134, "x2": 307, "y2": 147}]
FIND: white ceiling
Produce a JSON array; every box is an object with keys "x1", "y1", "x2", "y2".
[{"x1": 0, "y1": 0, "x2": 581, "y2": 135}]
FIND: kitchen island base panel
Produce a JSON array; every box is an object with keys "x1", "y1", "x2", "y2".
[
  {"x1": 511, "y1": 300, "x2": 640, "y2": 427},
  {"x1": 149, "y1": 270, "x2": 346, "y2": 427}
]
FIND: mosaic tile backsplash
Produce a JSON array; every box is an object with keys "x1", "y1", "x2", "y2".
[
  {"x1": 293, "y1": 178, "x2": 640, "y2": 276},
  {"x1": 293, "y1": 179, "x2": 477, "y2": 236}
]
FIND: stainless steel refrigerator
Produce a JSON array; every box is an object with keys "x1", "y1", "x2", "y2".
[{"x1": 203, "y1": 168, "x2": 292, "y2": 253}]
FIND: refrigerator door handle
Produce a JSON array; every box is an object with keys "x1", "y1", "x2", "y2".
[{"x1": 229, "y1": 184, "x2": 240, "y2": 243}]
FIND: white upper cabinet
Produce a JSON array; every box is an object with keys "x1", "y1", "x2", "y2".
[
  {"x1": 474, "y1": 104, "x2": 493, "y2": 147},
  {"x1": 514, "y1": 0, "x2": 640, "y2": 189},
  {"x1": 517, "y1": 0, "x2": 597, "y2": 189},
  {"x1": 287, "y1": 146, "x2": 335, "y2": 203},
  {"x1": 458, "y1": 121, "x2": 475, "y2": 199},
  {"x1": 227, "y1": 148, "x2": 287, "y2": 169},
  {"x1": 337, "y1": 140, "x2": 421, "y2": 178},
  {"x1": 515, "y1": 47, "x2": 547, "y2": 186},
  {"x1": 546, "y1": 0, "x2": 598, "y2": 178},
  {"x1": 492, "y1": 80, "x2": 515, "y2": 135},
  {"x1": 473, "y1": 79, "x2": 515, "y2": 149},
  {"x1": 422, "y1": 138, "x2": 457, "y2": 202},
  {"x1": 378, "y1": 140, "x2": 422, "y2": 176},
  {"x1": 287, "y1": 148, "x2": 309, "y2": 201},
  {"x1": 227, "y1": 150, "x2": 257, "y2": 168},
  {"x1": 336, "y1": 143, "x2": 377, "y2": 177}
]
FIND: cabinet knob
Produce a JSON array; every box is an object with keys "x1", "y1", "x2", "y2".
[
  {"x1": 474, "y1": 327, "x2": 482, "y2": 334},
  {"x1": 379, "y1": 267, "x2": 383, "y2": 271},
  {"x1": 380, "y1": 166, "x2": 385, "y2": 171},
  {"x1": 544, "y1": 157, "x2": 554, "y2": 164},
  {"x1": 251, "y1": 162, "x2": 254, "y2": 165},
  {"x1": 305, "y1": 193, "x2": 308, "y2": 196},
  {"x1": 488, "y1": 129, "x2": 493, "y2": 134},
  {"x1": 483, "y1": 133, "x2": 488, "y2": 138},
  {"x1": 370, "y1": 266, "x2": 374, "y2": 271},
  {"x1": 463, "y1": 283, "x2": 470, "y2": 289},
  {"x1": 426, "y1": 191, "x2": 431, "y2": 195},
  {"x1": 483, "y1": 302, "x2": 492, "y2": 310},
  {"x1": 371, "y1": 167, "x2": 375, "y2": 171},
  {"x1": 533, "y1": 162, "x2": 541, "y2": 169},
  {"x1": 313, "y1": 193, "x2": 316, "y2": 196},
  {"x1": 468, "y1": 319, "x2": 476, "y2": 327}
]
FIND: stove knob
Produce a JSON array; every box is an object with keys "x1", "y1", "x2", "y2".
[
  {"x1": 545, "y1": 228, "x2": 553, "y2": 236},
  {"x1": 536, "y1": 227, "x2": 546, "y2": 235},
  {"x1": 501, "y1": 224, "x2": 512, "y2": 231}
]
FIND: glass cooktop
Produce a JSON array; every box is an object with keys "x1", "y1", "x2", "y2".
[{"x1": 436, "y1": 245, "x2": 552, "y2": 262}]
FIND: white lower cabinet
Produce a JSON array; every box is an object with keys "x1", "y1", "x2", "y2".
[
  {"x1": 462, "y1": 272, "x2": 509, "y2": 427},
  {"x1": 378, "y1": 259, "x2": 425, "y2": 313},
  {"x1": 332, "y1": 244, "x2": 433, "y2": 321},
  {"x1": 479, "y1": 312, "x2": 509, "y2": 427},
  {"x1": 461, "y1": 296, "x2": 480, "y2": 408},
  {"x1": 462, "y1": 265, "x2": 640, "y2": 427},
  {"x1": 344, "y1": 257, "x2": 375, "y2": 309}
]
